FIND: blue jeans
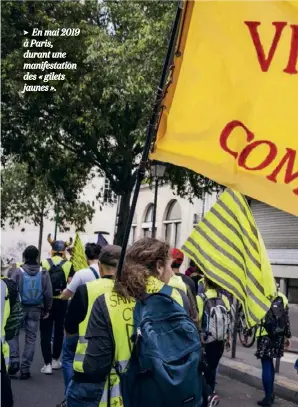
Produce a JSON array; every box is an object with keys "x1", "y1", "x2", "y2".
[
  {"x1": 62, "y1": 335, "x2": 78, "y2": 395},
  {"x1": 66, "y1": 380, "x2": 105, "y2": 407},
  {"x1": 9, "y1": 308, "x2": 40, "y2": 373},
  {"x1": 261, "y1": 357, "x2": 275, "y2": 398}
]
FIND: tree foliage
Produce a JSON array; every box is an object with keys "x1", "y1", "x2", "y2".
[
  {"x1": 2, "y1": 0, "x2": 218, "y2": 245},
  {"x1": 1, "y1": 162, "x2": 94, "y2": 233}
]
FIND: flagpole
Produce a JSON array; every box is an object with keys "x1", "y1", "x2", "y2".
[{"x1": 116, "y1": 1, "x2": 184, "y2": 279}]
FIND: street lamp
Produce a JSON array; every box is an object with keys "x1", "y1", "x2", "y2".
[
  {"x1": 54, "y1": 190, "x2": 64, "y2": 240},
  {"x1": 149, "y1": 161, "x2": 167, "y2": 238}
]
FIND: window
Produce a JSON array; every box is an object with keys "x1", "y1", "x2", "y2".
[
  {"x1": 143, "y1": 228, "x2": 151, "y2": 238},
  {"x1": 142, "y1": 204, "x2": 154, "y2": 238},
  {"x1": 103, "y1": 178, "x2": 117, "y2": 204},
  {"x1": 144, "y1": 204, "x2": 154, "y2": 223},
  {"x1": 163, "y1": 200, "x2": 182, "y2": 247},
  {"x1": 129, "y1": 213, "x2": 138, "y2": 245},
  {"x1": 193, "y1": 213, "x2": 201, "y2": 227},
  {"x1": 129, "y1": 226, "x2": 137, "y2": 245}
]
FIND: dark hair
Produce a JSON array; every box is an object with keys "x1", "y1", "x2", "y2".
[
  {"x1": 205, "y1": 277, "x2": 218, "y2": 290},
  {"x1": 99, "y1": 245, "x2": 121, "y2": 267},
  {"x1": 85, "y1": 243, "x2": 101, "y2": 260},
  {"x1": 171, "y1": 260, "x2": 181, "y2": 270},
  {"x1": 114, "y1": 238, "x2": 170, "y2": 300},
  {"x1": 24, "y1": 245, "x2": 39, "y2": 261}
]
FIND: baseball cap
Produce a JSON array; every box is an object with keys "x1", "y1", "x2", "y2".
[
  {"x1": 52, "y1": 240, "x2": 65, "y2": 252},
  {"x1": 171, "y1": 248, "x2": 184, "y2": 265}
]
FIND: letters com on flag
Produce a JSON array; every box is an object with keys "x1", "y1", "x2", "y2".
[
  {"x1": 151, "y1": 1, "x2": 298, "y2": 216},
  {"x1": 182, "y1": 189, "x2": 276, "y2": 328}
]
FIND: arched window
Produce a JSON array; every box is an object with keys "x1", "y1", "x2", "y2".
[
  {"x1": 163, "y1": 200, "x2": 182, "y2": 247},
  {"x1": 129, "y1": 212, "x2": 138, "y2": 245},
  {"x1": 142, "y1": 204, "x2": 154, "y2": 237}
]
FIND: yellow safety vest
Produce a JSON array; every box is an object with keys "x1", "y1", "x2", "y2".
[
  {"x1": 196, "y1": 289, "x2": 231, "y2": 324},
  {"x1": 16, "y1": 262, "x2": 23, "y2": 268},
  {"x1": 198, "y1": 277, "x2": 205, "y2": 288},
  {"x1": 169, "y1": 274, "x2": 187, "y2": 294},
  {"x1": 42, "y1": 256, "x2": 72, "y2": 299},
  {"x1": 1, "y1": 279, "x2": 11, "y2": 368},
  {"x1": 99, "y1": 276, "x2": 185, "y2": 407},
  {"x1": 73, "y1": 277, "x2": 115, "y2": 373},
  {"x1": 256, "y1": 293, "x2": 288, "y2": 337}
]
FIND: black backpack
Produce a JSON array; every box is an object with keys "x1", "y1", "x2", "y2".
[
  {"x1": 47, "y1": 259, "x2": 67, "y2": 296},
  {"x1": 3, "y1": 278, "x2": 23, "y2": 341},
  {"x1": 263, "y1": 296, "x2": 286, "y2": 337}
]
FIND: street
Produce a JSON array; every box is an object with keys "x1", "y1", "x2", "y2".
[{"x1": 10, "y1": 332, "x2": 295, "y2": 407}]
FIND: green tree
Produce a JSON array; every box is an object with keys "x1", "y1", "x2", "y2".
[
  {"x1": 1, "y1": 162, "x2": 94, "y2": 257},
  {"x1": 1, "y1": 1, "x2": 218, "y2": 245}
]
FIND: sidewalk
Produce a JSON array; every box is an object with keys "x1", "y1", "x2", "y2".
[
  {"x1": 289, "y1": 336, "x2": 298, "y2": 353},
  {"x1": 217, "y1": 375, "x2": 295, "y2": 407},
  {"x1": 219, "y1": 341, "x2": 298, "y2": 403}
]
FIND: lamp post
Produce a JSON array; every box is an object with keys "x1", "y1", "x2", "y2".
[
  {"x1": 54, "y1": 191, "x2": 63, "y2": 240},
  {"x1": 150, "y1": 161, "x2": 167, "y2": 238}
]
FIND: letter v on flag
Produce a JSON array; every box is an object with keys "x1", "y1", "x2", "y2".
[
  {"x1": 151, "y1": 0, "x2": 298, "y2": 216},
  {"x1": 182, "y1": 189, "x2": 276, "y2": 328}
]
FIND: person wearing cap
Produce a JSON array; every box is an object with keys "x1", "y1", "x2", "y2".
[
  {"x1": 169, "y1": 248, "x2": 198, "y2": 323},
  {"x1": 170, "y1": 248, "x2": 197, "y2": 299},
  {"x1": 65, "y1": 245, "x2": 121, "y2": 407},
  {"x1": 40, "y1": 235, "x2": 74, "y2": 375}
]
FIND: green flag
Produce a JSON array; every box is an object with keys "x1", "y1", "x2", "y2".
[
  {"x1": 71, "y1": 233, "x2": 88, "y2": 272},
  {"x1": 182, "y1": 189, "x2": 276, "y2": 328}
]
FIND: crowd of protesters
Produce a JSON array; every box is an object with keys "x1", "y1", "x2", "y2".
[{"x1": 1, "y1": 237, "x2": 292, "y2": 407}]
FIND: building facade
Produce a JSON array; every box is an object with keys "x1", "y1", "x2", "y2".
[
  {"x1": 1, "y1": 176, "x2": 297, "y2": 302},
  {"x1": 127, "y1": 183, "x2": 217, "y2": 270},
  {"x1": 250, "y1": 200, "x2": 298, "y2": 303}
]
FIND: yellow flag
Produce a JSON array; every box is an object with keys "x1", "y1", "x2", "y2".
[
  {"x1": 151, "y1": 1, "x2": 298, "y2": 216},
  {"x1": 182, "y1": 189, "x2": 276, "y2": 328},
  {"x1": 71, "y1": 233, "x2": 88, "y2": 272}
]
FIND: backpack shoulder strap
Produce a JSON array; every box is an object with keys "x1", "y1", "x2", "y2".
[
  {"x1": 47, "y1": 258, "x2": 54, "y2": 268},
  {"x1": 89, "y1": 266, "x2": 99, "y2": 280},
  {"x1": 176, "y1": 288, "x2": 190, "y2": 315},
  {"x1": 60, "y1": 260, "x2": 67, "y2": 267},
  {"x1": 159, "y1": 284, "x2": 173, "y2": 297},
  {"x1": 161, "y1": 284, "x2": 190, "y2": 314}
]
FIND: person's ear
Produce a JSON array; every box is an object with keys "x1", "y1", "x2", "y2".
[{"x1": 156, "y1": 259, "x2": 165, "y2": 276}]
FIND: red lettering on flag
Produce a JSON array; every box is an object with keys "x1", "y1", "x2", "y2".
[
  {"x1": 284, "y1": 25, "x2": 298, "y2": 74},
  {"x1": 239, "y1": 140, "x2": 277, "y2": 171},
  {"x1": 219, "y1": 120, "x2": 254, "y2": 158},
  {"x1": 219, "y1": 120, "x2": 298, "y2": 196},
  {"x1": 245, "y1": 21, "x2": 287, "y2": 72},
  {"x1": 267, "y1": 149, "x2": 298, "y2": 194}
]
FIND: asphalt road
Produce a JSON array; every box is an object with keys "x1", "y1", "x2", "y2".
[{"x1": 10, "y1": 332, "x2": 295, "y2": 407}]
